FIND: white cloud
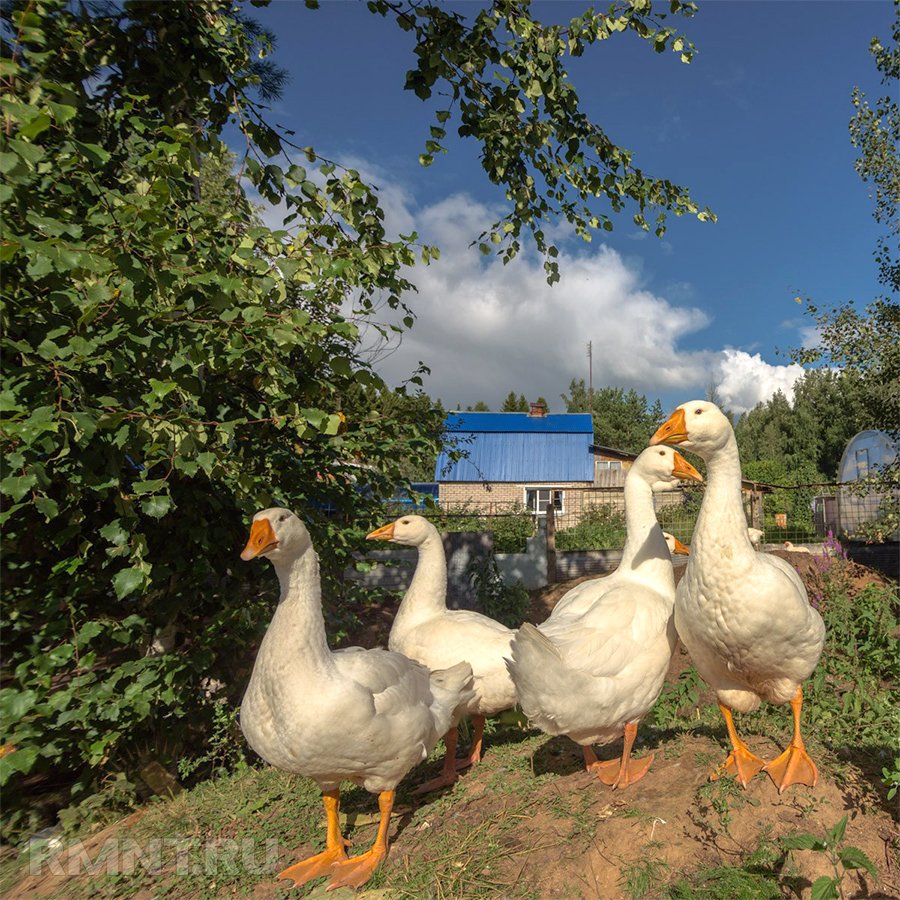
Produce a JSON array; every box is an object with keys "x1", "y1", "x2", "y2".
[
  {"x1": 374, "y1": 191, "x2": 724, "y2": 408},
  {"x1": 713, "y1": 349, "x2": 806, "y2": 415},
  {"x1": 246, "y1": 157, "x2": 809, "y2": 415}
]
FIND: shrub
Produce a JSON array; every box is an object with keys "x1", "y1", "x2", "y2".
[
  {"x1": 556, "y1": 504, "x2": 626, "y2": 550},
  {"x1": 466, "y1": 555, "x2": 530, "y2": 629},
  {"x1": 424, "y1": 505, "x2": 534, "y2": 553}
]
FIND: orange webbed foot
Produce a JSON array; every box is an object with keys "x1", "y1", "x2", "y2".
[
  {"x1": 326, "y1": 846, "x2": 387, "y2": 891},
  {"x1": 711, "y1": 744, "x2": 766, "y2": 788},
  {"x1": 590, "y1": 752, "x2": 655, "y2": 789},
  {"x1": 453, "y1": 748, "x2": 482, "y2": 772},
  {"x1": 278, "y1": 844, "x2": 348, "y2": 887},
  {"x1": 412, "y1": 769, "x2": 459, "y2": 794},
  {"x1": 763, "y1": 744, "x2": 818, "y2": 793}
]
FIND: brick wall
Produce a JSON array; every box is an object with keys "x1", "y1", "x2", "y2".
[
  {"x1": 438, "y1": 481, "x2": 595, "y2": 529},
  {"x1": 435, "y1": 482, "x2": 688, "y2": 529}
]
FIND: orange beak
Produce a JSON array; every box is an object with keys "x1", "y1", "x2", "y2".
[
  {"x1": 672, "y1": 451, "x2": 703, "y2": 483},
  {"x1": 650, "y1": 408, "x2": 688, "y2": 446},
  {"x1": 366, "y1": 522, "x2": 395, "y2": 542},
  {"x1": 241, "y1": 518, "x2": 278, "y2": 560},
  {"x1": 671, "y1": 536, "x2": 691, "y2": 556}
]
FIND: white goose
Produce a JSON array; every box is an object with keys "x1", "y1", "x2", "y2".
[
  {"x1": 506, "y1": 446, "x2": 703, "y2": 788},
  {"x1": 651, "y1": 401, "x2": 825, "y2": 792},
  {"x1": 366, "y1": 515, "x2": 517, "y2": 792},
  {"x1": 240, "y1": 508, "x2": 474, "y2": 890}
]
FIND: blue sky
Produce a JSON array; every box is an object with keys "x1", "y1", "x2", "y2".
[{"x1": 245, "y1": 0, "x2": 893, "y2": 414}]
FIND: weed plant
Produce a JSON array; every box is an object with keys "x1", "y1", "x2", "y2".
[
  {"x1": 424, "y1": 505, "x2": 534, "y2": 553},
  {"x1": 556, "y1": 504, "x2": 627, "y2": 550},
  {"x1": 467, "y1": 555, "x2": 530, "y2": 628}
]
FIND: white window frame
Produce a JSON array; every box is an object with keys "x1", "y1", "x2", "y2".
[
  {"x1": 595, "y1": 460, "x2": 623, "y2": 471},
  {"x1": 524, "y1": 486, "x2": 565, "y2": 516}
]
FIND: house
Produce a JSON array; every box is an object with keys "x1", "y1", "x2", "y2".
[
  {"x1": 435, "y1": 406, "x2": 595, "y2": 525},
  {"x1": 590, "y1": 445, "x2": 637, "y2": 486}
]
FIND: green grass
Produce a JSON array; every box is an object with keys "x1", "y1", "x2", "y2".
[
  {"x1": 666, "y1": 830, "x2": 785, "y2": 899},
  {"x1": 620, "y1": 854, "x2": 670, "y2": 899}
]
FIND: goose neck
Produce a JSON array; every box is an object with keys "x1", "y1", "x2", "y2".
[
  {"x1": 263, "y1": 549, "x2": 333, "y2": 670},
  {"x1": 620, "y1": 474, "x2": 656, "y2": 563},
  {"x1": 395, "y1": 533, "x2": 448, "y2": 628},
  {"x1": 694, "y1": 434, "x2": 754, "y2": 555}
]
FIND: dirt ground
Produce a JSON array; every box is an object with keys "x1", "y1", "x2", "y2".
[{"x1": 6, "y1": 549, "x2": 899, "y2": 899}]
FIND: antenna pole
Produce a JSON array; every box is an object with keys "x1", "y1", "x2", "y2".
[{"x1": 587, "y1": 341, "x2": 593, "y2": 414}]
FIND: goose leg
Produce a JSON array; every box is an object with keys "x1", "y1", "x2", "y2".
[
  {"x1": 762, "y1": 687, "x2": 818, "y2": 793},
  {"x1": 455, "y1": 714, "x2": 485, "y2": 771},
  {"x1": 413, "y1": 727, "x2": 460, "y2": 794},
  {"x1": 327, "y1": 790, "x2": 393, "y2": 891},
  {"x1": 583, "y1": 723, "x2": 654, "y2": 789},
  {"x1": 278, "y1": 789, "x2": 348, "y2": 886},
  {"x1": 712, "y1": 703, "x2": 766, "y2": 788}
]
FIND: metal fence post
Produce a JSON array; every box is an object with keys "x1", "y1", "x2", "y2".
[{"x1": 546, "y1": 503, "x2": 557, "y2": 584}]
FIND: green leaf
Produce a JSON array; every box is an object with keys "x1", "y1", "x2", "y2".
[
  {"x1": 0, "y1": 473, "x2": 37, "y2": 501},
  {"x1": 0, "y1": 746, "x2": 39, "y2": 783},
  {"x1": 7, "y1": 138, "x2": 43, "y2": 166},
  {"x1": 77, "y1": 621, "x2": 104, "y2": 644},
  {"x1": 100, "y1": 520, "x2": 129, "y2": 546},
  {"x1": 34, "y1": 496, "x2": 59, "y2": 520},
  {"x1": 147, "y1": 379, "x2": 178, "y2": 400},
  {"x1": 46, "y1": 100, "x2": 77, "y2": 124},
  {"x1": 72, "y1": 140, "x2": 110, "y2": 166},
  {"x1": 0, "y1": 238, "x2": 21, "y2": 262},
  {"x1": 838, "y1": 846, "x2": 876, "y2": 876},
  {"x1": 113, "y1": 567, "x2": 145, "y2": 599},
  {"x1": 330, "y1": 357, "x2": 352, "y2": 377},
  {"x1": 810, "y1": 876, "x2": 839, "y2": 900},
  {"x1": 241, "y1": 306, "x2": 266, "y2": 323},
  {"x1": 142, "y1": 494, "x2": 172, "y2": 518},
  {"x1": 781, "y1": 833, "x2": 827, "y2": 852},
  {"x1": 323, "y1": 414, "x2": 343, "y2": 435},
  {"x1": 827, "y1": 815, "x2": 847, "y2": 847},
  {"x1": 0, "y1": 688, "x2": 37, "y2": 725},
  {"x1": 19, "y1": 112, "x2": 52, "y2": 140},
  {"x1": 47, "y1": 644, "x2": 75, "y2": 666}
]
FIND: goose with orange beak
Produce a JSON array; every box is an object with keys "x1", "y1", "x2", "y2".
[
  {"x1": 238, "y1": 508, "x2": 474, "y2": 891},
  {"x1": 651, "y1": 401, "x2": 825, "y2": 792},
  {"x1": 506, "y1": 445, "x2": 703, "y2": 789},
  {"x1": 366, "y1": 515, "x2": 517, "y2": 793}
]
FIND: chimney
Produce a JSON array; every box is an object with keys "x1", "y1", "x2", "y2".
[{"x1": 529, "y1": 401, "x2": 547, "y2": 417}]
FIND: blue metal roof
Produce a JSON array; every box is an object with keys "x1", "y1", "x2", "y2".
[
  {"x1": 436, "y1": 414, "x2": 594, "y2": 482},
  {"x1": 443, "y1": 412, "x2": 593, "y2": 434}
]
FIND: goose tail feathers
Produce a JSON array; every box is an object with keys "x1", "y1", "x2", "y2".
[
  {"x1": 505, "y1": 623, "x2": 583, "y2": 736},
  {"x1": 429, "y1": 661, "x2": 475, "y2": 732}
]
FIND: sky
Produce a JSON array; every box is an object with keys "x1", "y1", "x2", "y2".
[{"x1": 243, "y1": 0, "x2": 893, "y2": 415}]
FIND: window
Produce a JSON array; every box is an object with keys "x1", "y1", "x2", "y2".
[
  {"x1": 595, "y1": 460, "x2": 622, "y2": 471},
  {"x1": 525, "y1": 488, "x2": 564, "y2": 515}
]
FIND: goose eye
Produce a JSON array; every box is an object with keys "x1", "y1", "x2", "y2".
[
  {"x1": 278, "y1": 513, "x2": 288, "y2": 522},
  {"x1": 694, "y1": 408, "x2": 703, "y2": 415},
  {"x1": 658, "y1": 450, "x2": 665, "y2": 456}
]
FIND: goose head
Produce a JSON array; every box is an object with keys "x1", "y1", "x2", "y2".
[
  {"x1": 632, "y1": 444, "x2": 703, "y2": 492},
  {"x1": 240, "y1": 507, "x2": 313, "y2": 563},
  {"x1": 366, "y1": 514, "x2": 435, "y2": 547},
  {"x1": 663, "y1": 532, "x2": 691, "y2": 555},
  {"x1": 649, "y1": 400, "x2": 732, "y2": 458}
]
